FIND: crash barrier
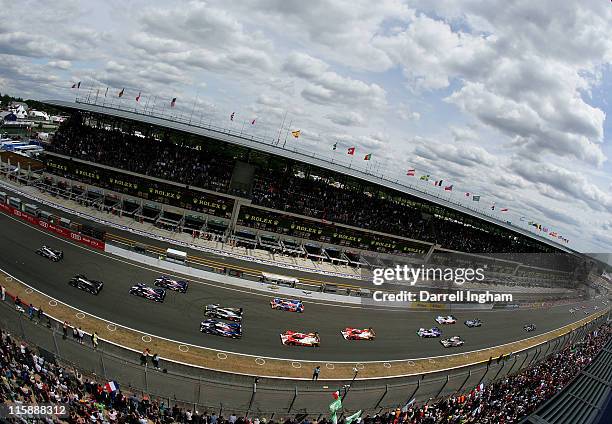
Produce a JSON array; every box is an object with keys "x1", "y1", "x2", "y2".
[
  {"x1": 0, "y1": 298, "x2": 606, "y2": 417},
  {"x1": 0, "y1": 200, "x2": 105, "y2": 250}
]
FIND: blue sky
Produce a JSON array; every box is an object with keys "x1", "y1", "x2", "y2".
[{"x1": 0, "y1": 0, "x2": 611, "y2": 253}]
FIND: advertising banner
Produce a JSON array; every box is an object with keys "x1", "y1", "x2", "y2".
[{"x1": 0, "y1": 202, "x2": 105, "y2": 250}]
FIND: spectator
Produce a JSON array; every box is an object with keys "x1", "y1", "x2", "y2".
[
  {"x1": 63, "y1": 321, "x2": 69, "y2": 339},
  {"x1": 312, "y1": 366, "x2": 320, "y2": 381},
  {"x1": 27, "y1": 303, "x2": 34, "y2": 320},
  {"x1": 140, "y1": 349, "x2": 149, "y2": 366},
  {"x1": 91, "y1": 332, "x2": 99, "y2": 349},
  {"x1": 77, "y1": 327, "x2": 84, "y2": 344},
  {"x1": 152, "y1": 353, "x2": 160, "y2": 370},
  {"x1": 37, "y1": 307, "x2": 44, "y2": 321},
  {"x1": 72, "y1": 325, "x2": 78, "y2": 340},
  {"x1": 1, "y1": 284, "x2": 5, "y2": 301}
]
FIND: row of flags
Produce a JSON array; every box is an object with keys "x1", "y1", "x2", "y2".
[
  {"x1": 72, "y1": 83, "x2": 177, "y2": 108},
  {"x1": 71, "y1": 81, "x2": 569, "y2": 244}
]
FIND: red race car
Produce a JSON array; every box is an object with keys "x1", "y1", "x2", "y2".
[
  {"x1": 280, "y1": 331, "x2": 320, "y2": 347},
  {"x1": 341, "y1": 327, "x2": 376, "y2": 340}
]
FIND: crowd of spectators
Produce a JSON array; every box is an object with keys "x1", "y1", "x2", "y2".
[
  {"x1": 1, "y1": 319, "x2": 609, "y2": 424},
  {"x1": 48, "y1": 115, "x2": 234, "y2": 195},
  {"x1": 49, "y1": 115, "x2": 567, "y2": 258}
]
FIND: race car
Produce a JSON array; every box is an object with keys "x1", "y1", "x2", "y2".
[
  {"x1": 524, "y1": 324, "x2": 537, "y2": 332},
  {"x1": 435, "y1": 315, "x2": 457, "y2": 325},
  {"x1": 341, "y1": 327, "x2": 376, "y2": 340},
  {"x1": 200, "y1": 319, "x2": 242, "y2": 338},
  {"x1": 280, "y1": 330, "x2": 320, "y2": 347},
  {"x1": 270, "y1": 298, "x2": 304, "y2": 313},
  {"x1": 417, "y1": 327, "x2": 442, "y2": 338},
  {"x1": 204, "y1": 304, "x2": 243, "y2": 322},
  {"x1": 36, "y1": 245, "x2": 63, "y2": 262},
  {"x1": 68, "y1": 275, "x2": 103, "y2": 295},
  {"x1": 129, "y1": 283, "x2": 166, "y2": 302},
  {"x1": 441, "y1": 336, "x2": 465, "y2": 348},
  {"x1": 464, "y1": 319, "x2": 482, "y2": 328},
  {"x1": 154, "y1": 276, "x2": 189, "y2": 293}
]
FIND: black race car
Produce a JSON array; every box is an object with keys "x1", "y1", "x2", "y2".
[
  {"x1": 524, "y1": 324, "x2": 537, "y2": 332},
  {"x1": 69, "y1": 275, "x2": 103, "y2": 295},
  {"x1": 36, "y1": 245, "x2": 64, "y2": 262},
  {"x1": 204, "y1": 304, "x2": 243, "y2": 322},
  {"x1": 154, "y1": 276, "x2": 189, "y2": 293},
  {"x1": 129, "y1": 283, "x2": 166, "y2": 302},
  {"x1": 200, "y1": 319, "x2": 242, "y2": 338}
]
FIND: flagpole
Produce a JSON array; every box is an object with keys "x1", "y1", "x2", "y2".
[
  {"x1": 282, "y1": 119, "x2": 293, "y2": 148},
  {"x1": 276, "y1": 110, "x2": 287, "y2": 146},
  {"x1": 189, "y1": 91, "x2": 199, "y2": 124}
]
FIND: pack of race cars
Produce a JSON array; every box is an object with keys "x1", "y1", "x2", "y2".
[{"x1": 44, "y1": 243, "x2": 548, "y2": 349}]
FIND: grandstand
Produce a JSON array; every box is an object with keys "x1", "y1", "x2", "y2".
[{"x1": 29, "y1": 99, "x2": 590, "y2": 285}]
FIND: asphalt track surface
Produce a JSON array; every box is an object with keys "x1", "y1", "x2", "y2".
[{"x1": 0, "y1": 210, "x2": 605, "y2": 362}]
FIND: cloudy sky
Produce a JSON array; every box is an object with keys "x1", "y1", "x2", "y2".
[{"x1": 1, "y1": 0, "x2": 611, "y2": 253}]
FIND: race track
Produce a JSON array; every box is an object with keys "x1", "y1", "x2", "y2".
[{"x1": 0, "y1": 210, "x2": 604, "y2": 362}]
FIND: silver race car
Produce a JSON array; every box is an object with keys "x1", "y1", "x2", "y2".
[
  {"x1": 36, "y1": 245, "x2": 63, "y2": 262},
  {"x1": 464, "y1": 319, "x2": 482, "y2": 328},
  {"x1": 204, "y1": 304, "x2": 243, "y2": 322},
  {"x1": 417, "y1": 327, "x2": 442, "y2": 338}
]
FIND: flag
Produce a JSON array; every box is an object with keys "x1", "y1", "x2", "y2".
[
  {"x1": 364, "y1": 153, "x2": 372, "y2": 160},
  {"x1": 77, "y1": 81, "x2": 81, "y2": 89},
  {"x1": 476, "y1": 382, "x2": 484, "y2": 392},
  {"x1": 345, "y1": 410, "x2": 362, "y2": 424},
  {"x1": 251, "y1": 118, "x2": 256, "y2": 125},
  {"x1": 104, "y1": 87, "x2": 108, "y2": 97},
  {"x1": 118, "y1": 88, "x2": 124, "y2": 98},
  {"x1": 347, "y1": 147, "x2": 355, "y2": 155},
  {"x1": 401, "y1": 398, "x2": 415, "y2": 413},
  {"x1": 71, "y1": 83, "x2": 76, "y2": 89},
  {"x1": 171, "y1": 98, "x2": 177, "y2": 108},
  {"x1": 230, "y1": 112, "x2": 235, "y2": 121},
  {"x1": 136, "y1": 92, "x2": 141, "y2": 102},
  {"x1": 332, "y1": 142, "x2": 337, "y2": 150},
  {"x1": 104, "y1": 381, "x2": 119, "y2": 393},
  {"x1": 472, "y1": 195, "x2": 480, "y2": 201},
  {"x1": 420, "y1": 175, "x2": 430, "y2": 181},
  {"x1": 434, "y1": 180, "x2": 443, "y2": 187},
  {"x1": 500, "y1": 208, "x2": 508, "y2": 212},
  {"x1": 465, "y1": 192, "x2": 470, "y2": 197},
  {"x1": 491, "y1": 203, "x2": 495, "y2": 210},
  {"x1": 407, "y1": 169, "x2": 415, "y2": 176},
  {"x1": 444, "y1": 185, "x2": 453, "y2": 191},
  {"x1": 291, "y1": 130, "x2": 301, "y2": 138}
]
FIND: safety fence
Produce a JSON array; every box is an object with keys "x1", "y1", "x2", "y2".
[{"x1": 0, "y1": 298, "x2": 607, "y2": 417}]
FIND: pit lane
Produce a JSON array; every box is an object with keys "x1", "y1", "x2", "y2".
[{"x1": 0, "y1": 209, "x2": 606, "y2": 363}]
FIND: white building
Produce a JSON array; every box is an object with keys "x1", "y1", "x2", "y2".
[{"x1": 29, "y1": 110, "x2": 50, "y2": 121}]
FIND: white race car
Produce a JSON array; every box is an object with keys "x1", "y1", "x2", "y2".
[
  {"x1": 435, "y1": 315, "x2": 457, "y2": 325},
  {"x1": 417, "y1": 327, "x2": 442, "y2": 338},
  {"x1": 440, "y1": 336, "x2": 464, "y2": 348}
]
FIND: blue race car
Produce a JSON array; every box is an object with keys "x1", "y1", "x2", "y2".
[
  {"x1": 270, "y1": 298, "x2": 304, "y2": 312},
  {"x1": 129, "y1": 283, "x2": 166, "y2": 303},
  {"x1": 154, "y1": 276, "x2": 189, "y2": 293},
  {"x1": 200, "y1": 319, "x2": 242, "y2": 338}
]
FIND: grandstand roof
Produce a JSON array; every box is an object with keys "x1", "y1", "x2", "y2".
[{"x1": 43, "y1": 98, "x2": 578, "y2": 255}]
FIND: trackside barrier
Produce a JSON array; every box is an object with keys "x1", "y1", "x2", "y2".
[
  {"x1": 0, "y1": 292, "x2": 607, "y2": 417},
  {"x1": 0, "y1": 201, "x2": 105, "y2": 250}
]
